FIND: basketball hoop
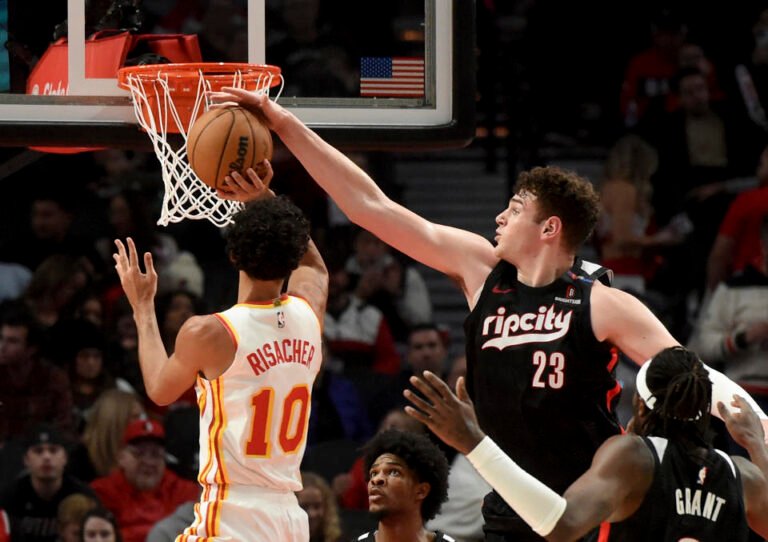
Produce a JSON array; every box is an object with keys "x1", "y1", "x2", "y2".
[{"x1": 117, "y1": 62, "x2": 283, "y2": 227}]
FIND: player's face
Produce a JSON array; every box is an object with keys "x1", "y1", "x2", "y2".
[
  {"x1": 82, "y1": 517, "x2": 117, "y2": 542},
  {"x1": 119, "y1": 440, "x2": 166, "y2": 491},
  {"x1": 297, "y1": 486, "x2": 325, "y2": 538},
  {"x1": 24, "y1": 443, "x2": 67, "y2": 482},
  {"x1": 494, "y1": 192, "x2": 546, "y2": 262},
  {"x1": 367, "y1": 453, "x2": 428, "y2": 519}
]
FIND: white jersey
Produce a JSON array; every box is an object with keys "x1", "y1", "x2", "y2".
[{"x1": 196, "y1": 294, "x2": 322, "y2": 494}]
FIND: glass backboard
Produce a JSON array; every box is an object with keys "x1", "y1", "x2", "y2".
[{"x1": 0, "y1": 0, "x2": 475, "y2": 151}]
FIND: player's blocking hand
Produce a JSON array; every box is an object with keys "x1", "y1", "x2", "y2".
[
  {"x1": 404, "y1": 372, "x2": 486, "y2": 455},
  {"x1": 216, "y1": 165, "x2": 275, "y2": 202},
  {"x1": 718, "y1": 395, "x2": 767, "y2": 452},
  {"x1": 113, "y1": 237, "x2": 158, "y2": 310}
]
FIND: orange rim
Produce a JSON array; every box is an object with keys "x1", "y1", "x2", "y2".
[{"x1": 117, "y1": 62, "x2": 282, "y2": 89}]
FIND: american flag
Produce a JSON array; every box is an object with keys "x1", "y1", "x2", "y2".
[{"x1": 360, "y1": 57, "x2": 425, "y2": 97}]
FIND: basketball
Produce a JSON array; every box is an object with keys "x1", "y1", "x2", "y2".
[{"x1": 186, "y1": 106, "x2": 273, "y2": 190}]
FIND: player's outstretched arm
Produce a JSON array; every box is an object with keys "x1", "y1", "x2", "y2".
[
  {"x1": 404, "y1": 372, "x2": 651, "y2": 542},
  {"x1": 719, "y1": 394, "x2": 768, "y2": 537},
  {"x1": 113, "y1": 238, "x2": 220, "y2": 405},
  {"x1": 209, "y1": 89, "x2": 497, "y2": 304},
  {"x1": 590, "y1": 284, "x2": 768, "y2": 433}
]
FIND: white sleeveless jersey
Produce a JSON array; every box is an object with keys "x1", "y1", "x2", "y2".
[{"x1": 196, "y1": 294, "x2": 322, "y2": 494}]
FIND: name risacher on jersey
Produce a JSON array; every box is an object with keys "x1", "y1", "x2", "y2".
[
  {"x1": 246, "y1": 339, "x2": 316, "y2": 376},
  {"x1": 481, "y1": 305, "x2": 573, "y2": 349}
]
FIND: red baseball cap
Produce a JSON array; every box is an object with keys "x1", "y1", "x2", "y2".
[{"x1": 123, "y1": 418, "x2": 165, "y2": 446}]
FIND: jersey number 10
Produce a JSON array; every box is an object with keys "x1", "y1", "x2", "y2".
[{"x1": 245, "y1": 385, "x2": 310, "y2": 457}]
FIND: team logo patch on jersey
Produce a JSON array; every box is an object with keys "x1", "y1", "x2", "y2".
[
  {"x1": 697, "y1": 466, "x2": 708, "y2": 485},
  {"x1": 277, "y1": 311, "x2": 285, "y2": 328},
  {"x1": 554, "y1": 285, "x2": 581, "y2": 305}
]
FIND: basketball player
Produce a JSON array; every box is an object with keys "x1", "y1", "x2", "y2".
[
  {"x1": 209, "y1": 88, "x2": 768, "y2": 541},
  {"x1": 404, "y1": 347, "x2": 768, "y2": 541},
  {"x1": 113, "y1": 172, "x2": 328, "y2": 542}
]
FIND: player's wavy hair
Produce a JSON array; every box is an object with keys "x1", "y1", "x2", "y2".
[
  {"x1": 514, "y1": 166, "x2": 600, "y2": 251},
  {"x1": 363, "y1": 429, "x2": 449, "y2": 522},
  {"x1": 225, "y1": 196, "x2": 310, "y2": 281},
  {"x1": 636, "y1": 346, "x2": 713, "y2": 449}
]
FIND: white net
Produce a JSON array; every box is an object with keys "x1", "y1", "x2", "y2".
[{"x1": 121, "y1": 66, "x2": 283, "y2": 227}]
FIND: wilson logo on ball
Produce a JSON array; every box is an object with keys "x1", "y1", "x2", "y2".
[{"x1": 229, "y1": 136, "x2": 250, "y2": 171}]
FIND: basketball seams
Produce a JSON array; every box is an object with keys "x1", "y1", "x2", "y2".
[
  {"x1": 188, "y1": 108, "x2": 231, "y2": 188},
  {"x1": 215, "y1": 109, "x2": 237, "y2": 190}
]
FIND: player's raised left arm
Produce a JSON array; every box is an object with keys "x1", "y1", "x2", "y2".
[{"x1": 114, "y1": 238, "x2": 230, "y2": 405}]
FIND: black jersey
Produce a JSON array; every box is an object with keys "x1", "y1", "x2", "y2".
[
  {"x1": 611, "y1": 436, "x2": 749, "y2": 541},
  {"x1": 464, "y1": 258, "x2": 621, "y2": 537}
]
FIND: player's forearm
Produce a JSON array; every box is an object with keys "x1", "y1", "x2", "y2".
[
  {"x1": 133, "y1": 305, "x2": 172, "y2": 404},
  {"x1": 274, "y1": 113, "x2": 389, "y2": 225},
  {"x1": 466, "y1": 437, "x2": 567, "y2": 538},
  {"x1": 745, "y1": 438, "x2": 768, "y2": 478},
  {"x1": 704, "y1": 364, "x2": 768, "y2": 444}
]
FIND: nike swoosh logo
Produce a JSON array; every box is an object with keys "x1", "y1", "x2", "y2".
[{"x1": 491, "y1": 285, "x2": 514, "y2": 294}]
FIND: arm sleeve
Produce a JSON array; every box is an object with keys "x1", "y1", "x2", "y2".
[
  {"x1": 703, "y1": 363, "x2": 768, "y2": 420},
  {"x1": 467, "y1": 437, "x2": 567, "y2": 536}
]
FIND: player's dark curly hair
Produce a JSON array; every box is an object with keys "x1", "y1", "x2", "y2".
[
  {"x1": 362, "y1": 429, "x2": 449, "y2": 522},
  {"x1": 637, "y1": 346, "x2": 713, "y2": 448},
  {"x1": 225, "y1": 196, "x2": 309, "y2": 281},
  {"x1": 514, "y1": 166, "x2": 600, "y2": 251}
]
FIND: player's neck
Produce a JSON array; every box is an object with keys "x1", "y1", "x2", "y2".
[
  {"x1": 375, "y1": 515, "x2": 433, "y2": 542},
  {"x1": 514, "y1": 250, "x2": 574, "y2": 288},
  {"x1": 237, "y1": 272, "x2": 284, "y2": 304}
]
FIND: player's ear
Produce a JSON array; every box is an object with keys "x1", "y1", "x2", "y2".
[{"x1": 541, "y1": 216, "x2": 562, "y2": 239}]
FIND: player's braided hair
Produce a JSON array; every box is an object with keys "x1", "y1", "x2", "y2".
[{"x1": 639, "y1": 346, "x2": 713, "y2": 448}]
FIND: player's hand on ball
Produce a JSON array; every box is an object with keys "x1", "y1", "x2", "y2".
[
  {"x1": 404, "y1": 372, "x2": 486, "y2": 455},
  {"x1": 208, "y1": 88, "x2": 290, "y2": 132},
  {"x1": 113, "y1": 237, "x2": 158, "y2": 310},
  {"x1": 217, "y1": 165, "x2": 274, "y2": 202}
]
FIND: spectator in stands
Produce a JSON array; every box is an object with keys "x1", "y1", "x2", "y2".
[
  {"x1": 79, "y1": 508, "x2": 121, "y2": 542},
  {"x1": 0, "y1": 261, "x2": 31, "y2": 303},
  {"x1": 57, "y1": 493, "x2": 98, "y2": 542},
  {"x1": 620, "y1": 8, "x2": 688, "y2": 127},
  {"x1": 346, "y1": 228, "x2": 433, "y2": 342},
  {"x1": 296, "y1": 471, "x2": 342, "y2": 542},
  {"x1": 355, "y1": 429, "x2": 452, "y2": 541},
  {"x1": 145, "y1": 501, "x2": 193, "y2": 542},
  {"x1": 426, "y1": 354, "x2": 490, "y2": 542},
  {"x1": 334, "y1": 408, "x2": 426, "y2": 511},
  {"x1": 323, "y1": 259, "x2": 400, "y2": 377},
  {"x1": 0, "y1": 184, "x2": 95, "y2": 272},
  {"x1": 67, "y1": 390, "x2": 145, "y2": 484},
  {"x1": 23, "y1": 254, "x2": 93, "y2": 329},
  {"x1": 306, "y1": 339, "x2": 373, "y2": 446},
  {"x1": 50, "y1": 319, "x2": 128, "y2": 432},
  {"x1": 90, "y1": 419, "x2": 199, "y2": 542},
  {"x1": 0, "y1": 424, "x2": 95, "y2": 542},
  {"x1": 706, "y1": 144, "x2": 768, "y2": 292},
  {"x1": 639, "y1": 66, "x2": 767, "y2": 301},
  {"x1": 367, "y1": 323, "x2": 451, "y2": 429},
  {"x1": 729, "y1": 8, "x2": 768, "y2": 134},
  {"x1": 0, "y1": 306, "x2": 75, "y2": 440},
  {"x1": 690, "y1": 215, "x2": 768, "y2": 428}
]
